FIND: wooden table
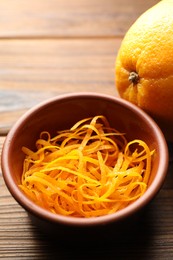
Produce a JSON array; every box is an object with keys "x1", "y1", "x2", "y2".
[{"x1": 1, "y1": 0, "x2": 173, "y2": 258}]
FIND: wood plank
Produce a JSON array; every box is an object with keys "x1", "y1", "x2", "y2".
[
  {"x1": 0, "y1": 38, "x2": 120, "y2": 133},
  {"x1": 0, "y1": 0, "x2": 159, "y2": 38},
  {"x1": 0, "y1": 39, "x2": 120, "y2": 92}
]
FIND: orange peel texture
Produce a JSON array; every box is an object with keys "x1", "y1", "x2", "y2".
[
  {"x1": 115, "y1": 0, "x2": 173, "y2": 140},
  {"x1": 19, "y1": 115, "x2": 154, "y2": 218}
]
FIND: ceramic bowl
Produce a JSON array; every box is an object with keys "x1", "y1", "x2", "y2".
[{"x1": 1, "y1": 92, "x2": 169, "y2": 239}]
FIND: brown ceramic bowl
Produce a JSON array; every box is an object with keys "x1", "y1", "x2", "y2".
[{"x1": 1, "y1": 92, "x2": 169, "y2": 239}]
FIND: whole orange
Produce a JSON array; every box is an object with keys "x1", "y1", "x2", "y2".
[{"x1": 115, "y1": 0, "x2": 173, "y2": 141}]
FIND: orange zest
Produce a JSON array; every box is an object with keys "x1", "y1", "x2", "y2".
[{"x1": 19, "y1": 115, "x2": 154, "y2": 218}]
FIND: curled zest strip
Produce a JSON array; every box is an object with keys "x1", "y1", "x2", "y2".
[{"x1": 19, "y1": 115, "x2": 154, "y2": 218}]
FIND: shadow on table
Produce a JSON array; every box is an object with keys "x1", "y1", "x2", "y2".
[{"x1": 31, "y1": 205, "x2": 156, "y2": 260}]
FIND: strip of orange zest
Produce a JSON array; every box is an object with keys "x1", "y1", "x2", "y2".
[{"x1": 19, "y1": 115, "x2": 154, "y2": 218}]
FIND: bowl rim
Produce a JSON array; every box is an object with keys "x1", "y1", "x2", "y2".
[{"x1": 1, "y1": 92, "x2": 169, "y2": 227}]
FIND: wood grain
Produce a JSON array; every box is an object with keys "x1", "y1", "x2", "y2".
[
  {"x1": 0, "y1": 39, "x2": 120, "y2": 134},
  {"x1": 0, "y1": 39, "x2": 120, "y2": 92},
  {"x1": 0, "y1": 0, "x2": 158, "y2": 38}
]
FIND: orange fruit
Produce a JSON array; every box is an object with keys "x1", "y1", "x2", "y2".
[{"x1": 115, "y1": 0, "x2": 173, "y2": 141}]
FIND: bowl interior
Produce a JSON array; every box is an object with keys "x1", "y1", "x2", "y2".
[{"x1": 2, "y1": 93, "x2": 168, "y2": 225}]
